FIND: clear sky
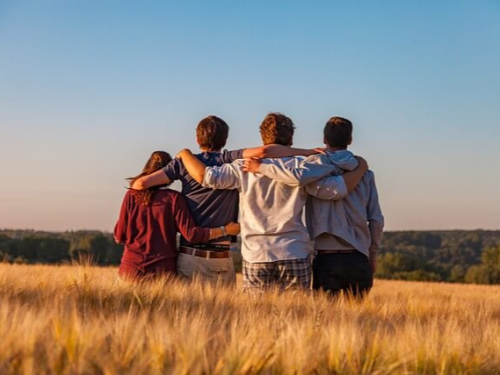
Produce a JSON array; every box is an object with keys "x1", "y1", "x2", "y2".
[{"x1": 1, "y1": 1, "x2": 499, "y2": 232}]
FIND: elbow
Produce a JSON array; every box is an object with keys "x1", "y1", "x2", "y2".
[
  {"x1": 194, "y1": 174, "x2": 205, "y2": 185},
  {"x1": 131, "y1": 180, "x2": 146, "y2": 190}
]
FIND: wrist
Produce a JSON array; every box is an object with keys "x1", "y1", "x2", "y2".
[{"x1": 220, "y1": 226, "x2": 227, "y2": 237}]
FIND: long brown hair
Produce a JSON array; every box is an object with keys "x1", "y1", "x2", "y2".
[{"x1": 128, "y1": 151, "x2": 172, "y2": 206}]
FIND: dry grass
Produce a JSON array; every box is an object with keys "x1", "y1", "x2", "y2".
[{"x1": 1, "y1": 263, "x2": 500, "y2": 374}]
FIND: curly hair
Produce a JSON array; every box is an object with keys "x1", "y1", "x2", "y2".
[{"x1": 259, "y1": 113, "x2": 295, "y2": 146}]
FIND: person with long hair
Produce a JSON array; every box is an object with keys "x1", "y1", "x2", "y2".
[{"x1": 114, "y1": 151, "x2": 240, "y2": 281}]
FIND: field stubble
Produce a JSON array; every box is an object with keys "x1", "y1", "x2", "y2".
[{"x1": 0, "y1": 263, "x2": 500, "y2": 374}]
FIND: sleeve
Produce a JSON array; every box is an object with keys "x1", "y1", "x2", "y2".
[
  {"x1": 202, "y1": 162, "x2": 242, "y2": 190},
  {"x1": 258, "y1": 160, "x2": 339, "y2": 187},
  {"x1": 305, "y1": 175, "x2": 348, "y2": 201},
  {"x1": 162, "y1": 159, "x2": 183, "y2": 182},
  {"x1": 113, "y1": 192, "x2": 130, "y2": 244},
  {"x1": 173, "y1": 194, "x2": 210, "y2": 243},
  {"x1": 366, "y1": 172, "x2": 384, "y2": 254},
  {"x1": 222, "y1": 149, "x2": 244, "y2": 163}
]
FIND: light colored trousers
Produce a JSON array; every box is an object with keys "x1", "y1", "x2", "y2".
[{"x1": 177, "y1": 253, "x2": 236, "y2": 286}]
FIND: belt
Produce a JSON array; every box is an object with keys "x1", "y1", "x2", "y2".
[
  {"x1": 316, "y1": 250, "x2": 357, "y2": 254},
  {"x1": 179, "y1": 246, "x2": 231, "y2": 259}
]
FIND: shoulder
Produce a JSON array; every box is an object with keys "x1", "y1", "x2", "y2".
[
  {"x1": 163, "y1": 158, "x2": 184, "y2": 178},
  {"x1": 362, "y1": 169, "x2": 376, "y2": 184},
  {"x1": 158, "y1": 188, "x2": 181, "y2": 198},
  {"x1": 221, "y1": 149, "x2": 244, "y2": 163}
]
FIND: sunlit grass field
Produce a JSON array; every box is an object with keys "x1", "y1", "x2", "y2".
[{"x1": 1, "y1": 263, "x2": 500, "y2": 374}]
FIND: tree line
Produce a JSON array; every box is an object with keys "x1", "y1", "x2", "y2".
[
  {"x1": 0, "y1": 230, "x2": 122, "y2": 265},
  {"x1": 1, "y1": 229, "x2": 499, "y2": 285}
]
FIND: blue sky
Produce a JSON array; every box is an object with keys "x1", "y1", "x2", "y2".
[{"x1": 0, "y1": 1, "x2": 499, "y2": 231}]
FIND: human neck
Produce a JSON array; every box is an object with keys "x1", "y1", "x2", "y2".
[
  {"x1": 327, "y1": 146, "x2": 347, "y2": 152},
  {"x1": 200, "y1": 148, "x2": 222, "y2": 153}
]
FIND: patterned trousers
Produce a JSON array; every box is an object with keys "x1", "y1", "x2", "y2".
[{"x1": 242, "y1": 256, "x2": 311, "y2": 292}]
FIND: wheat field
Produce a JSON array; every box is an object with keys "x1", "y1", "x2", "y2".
[{"x1": 0, "y1": 263, "x2": 499, "y2": 374}]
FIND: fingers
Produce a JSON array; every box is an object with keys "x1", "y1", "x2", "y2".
[{"x1": 242, "y1": 159, "x2": 261, "y2": 173}]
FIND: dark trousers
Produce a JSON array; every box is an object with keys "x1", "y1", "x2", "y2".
[{"x1": 313, "y1": 251, "x2": 373, "y2": 298}]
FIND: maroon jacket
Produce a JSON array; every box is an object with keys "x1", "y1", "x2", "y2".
[{"x1": 114, "y1": 188, "x2": 210, "y2": 278}]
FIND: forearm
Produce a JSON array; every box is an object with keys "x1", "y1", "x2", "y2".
[
  {"x1": 130, "y1": 169, "x2": 170, "y2": 190},
  {"x1": 259, "y1": 162, "x2": 337, "y2": 187},
  {"x1": 368, "y1": 221, "x2": 384, "y2": 254},
  {"x1": 259, "y1": 144, "x2": 319, "y2": 158},
  {"x1": 203, "y1": 164, "x2": 241, "y2": 190},
  {"x1": 305, "y1": 175, "x2": 348, "y2": 200},
  {"x1": 342, "y1": 168, "x2": 366, "y2": 193}
]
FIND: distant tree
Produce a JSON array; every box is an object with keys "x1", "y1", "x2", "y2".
[
  {"x1": 465, "y1": 245, "x2": 500, "y2": 284},
  {"x1": 89, "y1": 234, "x2": 109, "y2": 264}
]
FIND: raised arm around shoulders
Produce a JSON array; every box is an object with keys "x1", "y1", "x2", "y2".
[
  {"x1": 304, "y1": 156, "x2": 369, "y2": 200},
  {"x1": 242, "y1": 144, "x2": 323, "y2": 159},
  {"x1": 247, "y1": 159, "x2": 338, "y2": 187},
  {"x1": 177, "y1": 149, "x2": 207, "y2": 184},
  {"x1": 343, "y1": 156, "x2": 368, "y2": 193},
  {"x1": 305, "y1": 175, "x2": 348, "y2": 201},
  {"x1": 131, "y1": 169, "x2": 170, "y2": 190},
  {"x1": 203, "y1": 162, "x2": 241, "y2": 190}
]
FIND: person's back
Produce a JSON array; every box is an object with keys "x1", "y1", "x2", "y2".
[
  {"x1": 206, "y1": 156, "x2": 311, "y2": 263},
  {"x1": 305, "y1": 150, "x2": 382, "y2": 256},
  {"x1": 306, "y1": 117, "x2": 384, "y2": 298},
  {"x1": 114, "y1": 152, "x2": 211, "y2": 281},
  {"x1": 164, "y1": 150, "x2": 242, "y2": 245}
]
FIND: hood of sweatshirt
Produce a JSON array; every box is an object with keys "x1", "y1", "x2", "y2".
[{"x1": 325, "y1": 149, "x2": 358, "y2": 171}]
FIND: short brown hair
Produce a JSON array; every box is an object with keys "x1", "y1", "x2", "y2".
[
  {"x1": 196, "y1": 115, "x2": 229, "y2": 151},
  {"x1": 259, "y1": 113, "x2": 295, "y2": 146},
  {"x1": 324, "y1": 116, "x2": 353, "y2": 149}
]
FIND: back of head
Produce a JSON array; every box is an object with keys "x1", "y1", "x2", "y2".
[
  {"x1": 324, "y1": 116, "x2": 353, "y2": 149},
  {"x1": 196, "y1": 115, "x2": 229, "y2": 151},
  {"x1": 129, "y1": 151, "x2": 173, "y2": 205},
  {"x1": 259, "y1": 113, "x2": 295, "y2": 146}
]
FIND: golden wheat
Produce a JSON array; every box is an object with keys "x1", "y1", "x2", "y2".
[{"x1": 0, "y1": 263, "x2": 499, "y2": 374}]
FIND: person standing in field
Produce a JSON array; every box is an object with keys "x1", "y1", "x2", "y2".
[
  {"x1": 176, "y1": 113, "x2": 368, "y2": 292},
  {"x1": 130, "y1": 115, "x2": 321, "y2": 286},
  {"x1": 114, "y1": 151, "x2": 240, "y2": 281},
  {"x1": 244, "y1": 117, "x2": 384, "y2": 298}
]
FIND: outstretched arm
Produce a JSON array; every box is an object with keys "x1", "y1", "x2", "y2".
[
  {"x1": 242, "y1": 144, "x2": 324, "y2": 159},
  {"x1": 243, "y1": 158, "x2": 339, "y2": 187},
  {"x1": 131, "y1": 169, "x2": 170, "y2": 190}
]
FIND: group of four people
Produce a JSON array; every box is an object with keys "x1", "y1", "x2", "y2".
[{"x1": 114, "y1": 113, "x2": 384, "y2": 297}]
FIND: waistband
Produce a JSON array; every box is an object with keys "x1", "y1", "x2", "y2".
[
  {"x1": 190, "y1": 243, "x2": 231, "y2": 251},
  {"x1": 315, "y1": 249, "x2": 358, "y2": 254},
  {"x1": 179, "y1": 246, "x2": 231, "y2": 259}
]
